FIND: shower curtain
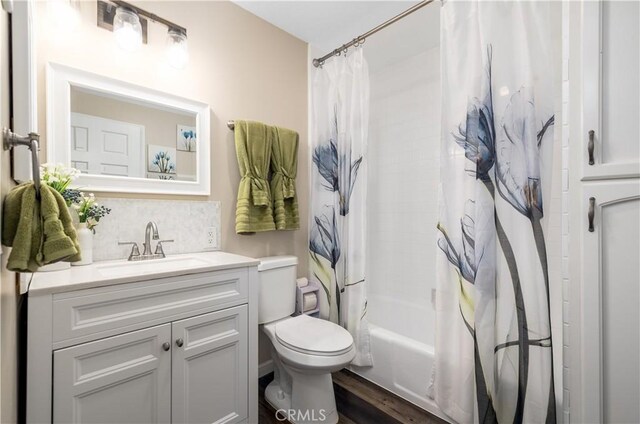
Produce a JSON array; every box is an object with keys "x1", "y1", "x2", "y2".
[
  {"x1": 431, "y1": 2, "x2": 556, "y2": 423},
  {"x1": 309, "y1": 48, "x2": 372, "y2": 366}
]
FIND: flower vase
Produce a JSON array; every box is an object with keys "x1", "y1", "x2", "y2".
[{"x1": 73, "y1": 225, "x2": 93, "y2": 266}]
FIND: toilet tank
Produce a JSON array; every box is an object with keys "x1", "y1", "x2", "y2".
[{"x1": 257, "y1": 256, "x2": 298, "y2": 324}]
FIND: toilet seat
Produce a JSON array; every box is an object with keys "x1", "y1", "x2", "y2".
[{"x1": 275, "y1": 315, "x2": 353, "y2": 356}]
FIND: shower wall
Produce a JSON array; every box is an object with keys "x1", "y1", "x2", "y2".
[
  {"x1": 355, "y1": 41, "x2": 445, "y2": 417},
  {"x1": 366, "y1": 45, "x2": 440, "y2": 346}
]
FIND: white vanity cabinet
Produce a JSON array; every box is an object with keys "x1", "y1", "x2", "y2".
[
  {"x1": 25, "y1": 252, "x2": 259, "y2": 424},
  {"x1": 53, "y1": 323, "x2": 173, "y2": 424},
  {"x1": 171, "y1": 306, "x2": 248, "y2": 424}
]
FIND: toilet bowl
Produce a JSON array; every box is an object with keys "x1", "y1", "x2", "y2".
[{"x1": 258, "y1": 256, "x2": 355, "y2": 424}]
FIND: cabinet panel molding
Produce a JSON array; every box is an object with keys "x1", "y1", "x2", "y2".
[
  {"x1": 580, "y1": 181, "x2": 640, "y2": 422},
  {"x1": 172, "y1": 305, "x2": 249, "y2": 424},
  {"x1": 581, "y1": 1, "x2": 640, "y2": 180},
  {"x1": 53, "y1": 324, "x2": 172, "y2": 424},
  {"x1": 52, "y1": 269, "x2": 248, "y2": 345}
]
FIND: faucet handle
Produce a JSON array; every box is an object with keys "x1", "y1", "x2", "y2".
[
  {"x1": 118, "y1": 241, "x2": 141, "y2": 260},
  {"x1": 154, "y1": 240, "x2": 174, "y2": 257}
]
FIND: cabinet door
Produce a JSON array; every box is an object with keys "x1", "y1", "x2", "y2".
[
  {"x1": 582, "y1": 181, "x2": 640, "y2": 423},
  {"x1": 582, "y1": 1, "x2": 640, "y2": 180},
  {"x1": 172, "y1": 305, "x2": 248, "y2": 424},
  {"x1": 53, "y1": 324, "x2": 172, "y2": 423}
]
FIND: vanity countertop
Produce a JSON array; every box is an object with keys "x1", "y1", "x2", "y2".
[{"x1": 24, "y1": 251, "x2": 260, "y2": 296}]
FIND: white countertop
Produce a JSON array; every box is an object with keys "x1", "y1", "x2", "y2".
[{"x1": 24, "y1": 251, "x2": 260, "y2": 296}]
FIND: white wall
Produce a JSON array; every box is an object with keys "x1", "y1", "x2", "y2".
[
  {"x1": 0, "y1": 5, "x2": 17, "y2": 423},
  {"x1": 548, "y1": 3, "x2": 565, "y2": 421},
  {"x1": 366, "y1": 45, "x2": 440, "y2": 346},
  {"x1": 34, "y1": 0, "x2": 310, "y2": 274}
]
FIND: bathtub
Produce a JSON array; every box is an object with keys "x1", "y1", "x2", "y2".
[{"x1": 350, "y1": 323, "x2": 450, "y2": 422}]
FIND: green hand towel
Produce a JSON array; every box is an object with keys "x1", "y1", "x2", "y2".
[
  {"x1": 1, "y1": 182, "x2": 31, "y2": 247},
  {"x1": 234, "y1": 120, "x2": 276, "y2": 234},
  {"x1": 271, "y1": 126, "x2": 300, "y2": 230},
  {"x1": 3, "y1": 183, "x2": 42, "y2": 272},
  {"x1": 2, "y1": 182, "x2": 80, "y2": 272},
  {"x1": 52, "y1": 187, "x2": 81, "y2": 263},
  {"x1": 40, "y1": 185, "x2": 80, "y2": 265}
]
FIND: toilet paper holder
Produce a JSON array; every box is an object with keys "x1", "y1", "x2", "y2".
[{"x1": 295, "y1": 281, "x2": 320, "y2": 317}]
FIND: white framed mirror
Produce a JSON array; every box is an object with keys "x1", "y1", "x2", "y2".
[{"x1": 46, "y1": 63, "x2": 210, "y2": 195}]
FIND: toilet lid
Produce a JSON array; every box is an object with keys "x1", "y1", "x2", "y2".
[{"x1": 275, "y1": 315, "x2": 353, "y2": 355}]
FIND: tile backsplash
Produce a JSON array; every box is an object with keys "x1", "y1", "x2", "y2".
[{"x1": 92, "y1": 198, "x2": 221, "y2": 262}]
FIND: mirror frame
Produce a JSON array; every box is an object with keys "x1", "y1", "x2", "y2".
[{"x1": 46, "y1": 63, "x2": 211, "y2": 195}]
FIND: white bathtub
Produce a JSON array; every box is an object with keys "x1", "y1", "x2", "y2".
[{"x1": 350, "y1": 323, "x2": 450, "y2": 422}]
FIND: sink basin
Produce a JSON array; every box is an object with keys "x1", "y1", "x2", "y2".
[{"x1": 96, "y1": 256, "x2": 210, "y2": 278}]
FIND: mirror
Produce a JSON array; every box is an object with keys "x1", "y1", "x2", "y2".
[
  {"x1": 70, "y1": 86, "x2": 197, "y2": 181},
  {"x1": 47, "y1": 63, "x2": 210, "y2": 195}
]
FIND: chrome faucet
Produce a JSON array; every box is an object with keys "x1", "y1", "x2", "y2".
[
  {"x1": 143, "y1": 221, "x2": 159, "y2": 256},
  {"x1": 118, "y1": 221, "x2": 174, "y2": 261}
]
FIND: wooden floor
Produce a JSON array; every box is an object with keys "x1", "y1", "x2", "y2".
[{"x1": 258, "y1": 369, "x2": 448, "y2": 424}]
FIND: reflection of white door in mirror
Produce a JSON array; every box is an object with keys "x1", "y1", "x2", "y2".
[{"x1": 70, "y1": 113, "x2": 144, "y2": 178}]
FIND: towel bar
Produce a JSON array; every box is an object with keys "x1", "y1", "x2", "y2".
[{"x1": 3, "y1": 128, "x2": 41, "y2": 194}]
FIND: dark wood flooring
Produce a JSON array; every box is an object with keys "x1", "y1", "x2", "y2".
[{"x1": 258, "y1": 369, "x2": 448, "y2": 424}]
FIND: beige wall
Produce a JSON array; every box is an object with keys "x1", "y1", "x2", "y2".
[
  {"x1": 1, "y1": 6, "x2": 18, "y2": 423},
  {"x1": 36, "y1": 0, "x2": 308, "y2": 368},
  {"x1": 70, "y1": 88, "x2": 198, "y2": 178},
  {"x1": 36, "y1": 0, "x2": 309, "y2": 275}
]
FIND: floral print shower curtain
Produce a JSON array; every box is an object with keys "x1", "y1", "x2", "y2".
[
  {"x1": 309, "y1": 48, "x2": 372, "y2": 366},
  {"x1": 431, "y1": 2, "x2": 557, "y2": 423}
]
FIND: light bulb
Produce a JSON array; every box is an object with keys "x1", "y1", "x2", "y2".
[
  {"x1": 48, "y1": 0, "x2": 80, "y2": 35},
  {"x1": 166, "y1": 28, "x2": 188, "y2": 69},
  {"x1": 113, "y1": 7, "x2": 142, "y2": 52}
]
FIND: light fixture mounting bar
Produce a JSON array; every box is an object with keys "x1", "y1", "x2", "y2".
[
  {"x1": 97, "y1": 0, "x2": 148, "y2": 43},
  {"x1": 108, "y1": 0, "x2": 187, "y2": 35}
]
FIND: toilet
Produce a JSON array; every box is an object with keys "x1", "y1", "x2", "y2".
[{"x1": 258, "y1": 256, "x2": 355, "y2": 424}]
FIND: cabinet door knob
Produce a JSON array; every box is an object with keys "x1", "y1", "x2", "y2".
[
  {"x1": 162, "y1": 342, "x2": 171, "y2": 351},
  {"x1": 176, "y1": 338, "x2": 184, "y2": 347}
]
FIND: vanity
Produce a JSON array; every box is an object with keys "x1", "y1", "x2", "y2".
[{"x1": 24, "y1": 252, "x2": 260, "y2": 424}]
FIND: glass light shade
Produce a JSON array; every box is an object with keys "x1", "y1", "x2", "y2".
[
  {"x1": 166, "y1": 29, "x2": 189, "y2": 69},
  {"x1": 47, "y1": 0, "x2": 80, "y2": 34},
  {"x1": 113, "y1": 7, "x2": 142, "y2": 52}
]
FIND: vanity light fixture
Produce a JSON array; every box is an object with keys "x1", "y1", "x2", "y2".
[
  {"x1": 113, "y1": 6, "x2": 142, "y2": 52},
  {"x1": 166, "y1": 28, "x2": 189, "y2": 69},
  {"x1": 98, "y1": 0, "x2": 189, "y2": 67},
  {"x1": 48, "y1": 0, "x2": 80, "y2": 35}
]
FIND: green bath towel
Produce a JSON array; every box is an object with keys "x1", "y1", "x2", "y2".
[
  {"x1": 234, "y1": 120, "x2": 276, "y2": 234},
  {"x1": 271, "y1": 126, "x2": 300, "y2": 230},
  {"x1": 2, "y1": 183, "x2": 80, "y2": 272}
]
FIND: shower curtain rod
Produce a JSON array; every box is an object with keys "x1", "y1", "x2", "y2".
[{"x1": 311, "y1": 0, "x2": 435, "y2": 68}]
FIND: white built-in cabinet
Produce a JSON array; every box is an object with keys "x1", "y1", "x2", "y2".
[
  {"x1": 575, "y1": 1, "x2": 640, "y2": 423},
  {"x1": 26, "y1": 260, "x2": 259, "y2": 424}
]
